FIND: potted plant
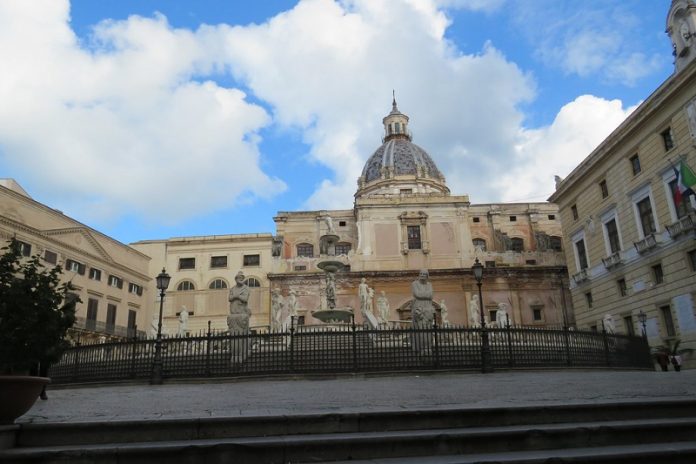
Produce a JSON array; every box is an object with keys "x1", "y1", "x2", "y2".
[{"x1": 0, "y1": 238, "x2": 77, "y2": 423}]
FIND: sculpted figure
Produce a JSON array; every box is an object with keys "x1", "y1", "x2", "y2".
[
  {"x1": 271, "y1": 288, "x2": 284, "y2": 332},
  {"x1": 603, "y1": 314, "x2": 615, "y2": 334},
  {"x1": 324, "y1": 215, "x2": 336, "y2": 234},
  {"x1": 376, "y1": 291, "x2": 390, "y2": 324},
  {"x1": 358, "y1": 278, "x2": 370, "y2": 314},
  {"x1": 367, "y1": 287, "x2": 375, "y2": 314},
  {"x1": 411, "y1": 269, "x2": 434, "y2": 328},
  {"x1": 469, "y1": 295, "x2": 481, "y2": 328},
  {"x1": 326, "y1": 273, "x2": 336, "y2": 309},
  {"x1": 178, "y1": 306, "x2": 189, "y2": 336},
  {"x1": 286, "y1": 290, "x2": 299, "y2": 317},
  {"x1": 495, "y1": 303, "x2": 509, "y2": 328},
  {"x1": 439, "y1": 299, "x2": 449, "y2": 327},
  {"x1": 271, "y1": 236, "x2": 283, "y2": 257},
  {"x1": 227, "y1": 271, "x2": 251, "y2": 334}
]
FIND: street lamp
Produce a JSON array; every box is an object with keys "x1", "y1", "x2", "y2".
[
  {"x1": 472, "y1": 258, "x2": 492, "y2": 373},
  {"x1": 638, "y1": 310, "x2": 647, "y2": 338},
  {"x1": 150, "y1": 268, "x2": 171, "y2": 385}
]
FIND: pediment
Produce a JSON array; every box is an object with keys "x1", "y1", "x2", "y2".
[{"x1": 43, "y1": 227, "x2": 113, "y2": 262}]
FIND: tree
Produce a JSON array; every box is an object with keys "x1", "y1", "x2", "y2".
[{"x1": 0, "y1": 238, "x2": 77, "y2": 374}]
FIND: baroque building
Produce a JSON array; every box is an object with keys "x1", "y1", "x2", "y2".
[
  {"x1": 549, "y1": 0, "x2": 696, "y2": 360},
  {"x1": 0, "y1": 179, "x2": 151, "y2": 342}
]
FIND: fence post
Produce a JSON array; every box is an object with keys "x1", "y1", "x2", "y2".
[
  {"x1": 289, "y1": 316, "x2": 295, "y2": 373},
  {"x1": 602, "y1": 322, "x2": 611, "y2": 367},
  {"x1": 351, "y1": 315, "x2": 358, "y2": 371},
  {"x1": 505, "y1": 317, "x2": 514, "y2": 367},
  {"x1": 433, "y1": 319, "x2": 440, "y2": 369},
  {"x1": 563, "y1": 325, "x2": 571, "y2": 366},
  {"x1": 71, "y1": 338, "x2": 82, "y2": 382},
  {"x1": 130, "y1": 331, "x2": 138, "y2": 379},
  {"x1": 206, "y1": 320, "x2": 211, "y2": 376}
]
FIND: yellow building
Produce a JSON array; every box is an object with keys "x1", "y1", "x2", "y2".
[
  {"x1": 0, "y1": 179, "x2": 151, "y2": 342},
  {"x1": 549, "y1": 0, "x2": 696, "y2": 360}
]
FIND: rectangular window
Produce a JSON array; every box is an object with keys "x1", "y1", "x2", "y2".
[
  {"x1": 509, "y1": 215, "x2": 517, "y2": 222},
  {"x1": 17, "y1": 240, "x2": 31, "y2": 257},
  {"x1": 108, "y1": 275, "x2": 123, "y2": 289},
  {"x1": 89, "y1": 268, "x2": 102, "y2": 281},
  {"x1": 630, "y1": 154, "x2": 641, "y2": 175},
  {"x1": 128, "y1": 282, "x2": 143, "y2": 295},
  {"x1": 407, "y1": 225, "x2": 422, "y2": 250},
  {"x1": 668, "y1": 178, "x2": 693, "y2": 219},
  {"x1": 533, "y1": 308, "x2": 543, "y2": 321},
  {"x1": 661, "y1": 127, "x2": 675, "y2": 151},
  {"x1": 617, "y1": 278, "x2": 627, "y2": 297},
  {"x1": 472, "y1": 217, "x2": 480, "y2": 223},
  {"x1": 652, "y1": 263, "x2": 664, "y2": 285},
  {"x1": 636, "y1": 197, "x2": 656, "y2": 236},
  {"x1": 179, "y1": 258, "x2": 195, "y2": 270},
  {"x1": 623, "y1": 315, "x2": 635, "y2": 336},
  {"x1": 65, "y1": 259, "x2": 86, "y2": 275},
  {"x1": 575, "y1": 238, "x2": 588, "y2": 270},
  {"x1": 44, "y1": 250, "x2": 57, "y2": 264},
  {"x1": 86, "y1": 298, "x2": 98, "y2": 330},
  {"x1": 660, "y1": 305, "x2": 676, "y2": 337},
  {"x1": 127, "y1": 309, "x2": 137, "y2": 337},
  {"x1": 210, "y1": 256, "x2": 227, "y2": 268},
  {"x1": 605, "y1": 218, "x2": 621, "y2": 254},
  {"x1": 293, "y1": 265, "x2": 307, "y2": 271},
  {"x1": 599, "y1": 180, "x2": 608, "y2": 199},
  {"x1": 571, "y1": 204, "x2": 579, "y2": 220},
  {"x1": 106, "y1": 303, "x2": 117, "y2": 333},
  {"x1": 339, "y1": 221, "x2": 346, "y2": 227},
  {"x1": 243, "y1": 254, "x2": 260, "y2": 266},
  {"x1": 585, "y1": 292, "x2": 593, "y2": 309},
  {"x1": 689, "y1": 249, "x2": 696, "y2": 271},
  {"x1": 548, "y1": 214, "x2": 556, "y2": 220},
  {"x1": 335, "y1": 243, "x2": 351, "y2": 255},
  {"x1": 296, "y1": 244, "x2": 313, "y2": 257}
]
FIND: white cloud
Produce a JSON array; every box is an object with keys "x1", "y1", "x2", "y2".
[
  {"x1": 0, "y1": 0, "x2": 285, "y2": 223},
  {"x1": 434, "y1": 0, "x2": 505, "y2": 13},
  {"x1": 495, "y1": 95, "x2": 637, "y2": 203}
]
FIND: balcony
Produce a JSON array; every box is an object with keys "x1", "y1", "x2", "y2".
[
  {"x1": 666, "y1": 213, "x2": 695, "y2": 238},
  {"x1": 572, "y1": 268, "x2": 589, "y2": 285},
  {"x1": 633, "y1": 234, "x2": 657, "y2": 254},
  {"x1": 73, "y1": 317, "x2": 145, "y2": 338},
  {"x1": 601, "y1": 252, "x2": 622, "y2": 269}
]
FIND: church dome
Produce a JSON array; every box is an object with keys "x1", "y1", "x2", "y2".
[{"x1": 356, "y1": 97, "x2": 448, "y2": 198}]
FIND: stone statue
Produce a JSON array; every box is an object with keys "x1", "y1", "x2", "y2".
[
  {"x1": 272, "y1": 236, "x2": 283, "y2": 257},
  {"x1": 271, "y1": 288, "x2": 284, "y2": 332},
  {"x1": 286, "y1": 289, "x2": 299, "y2": 317},
  {"x1": 324, "y1": 215, "x2": 335, "y2": 234},
  {"x1": 603, "y1": 314, "x2": 615, "y2": 334},
  {"x1": 554, "y1": 175, "x2": 563, "y2": 190},
  {"x1": 411, "y1": 269, "x2": 434, "y2": 328},
  {"x1": 439, "y1": 299, "x2": 449, "y2": 327},
  {"x1": 178, "y1": 306, "x2": 189, "y2": 336},
  {"x1": 496, "y1": 302, "x2": 509, "y2": 328},
  {"x1": 367, "y1": 287, "x2": 375, "y2": 314},
  {"x1": 376, "y1": 291, "x2": 390, "y2": 324},
  {"x1": 326, "y1": 273, "x2": 336, "y2": 309},
  {"x1": 358, "y1": 278, "x2": 370, "y2": 314},
  {"x1": 149, "y1": 313, "x2": 159, "y2": 338},
  {"x1": 469, "y1": 294, "x2": 481, "y2": 328},
  {"x1": 227, "y1": 271, "x2": 251, "y2": 334}
]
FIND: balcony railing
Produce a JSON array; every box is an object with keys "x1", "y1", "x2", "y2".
[
  {"x1": 601, "y1": 252, "x2": 622, "y2": 269},
  {"x1": 633, "y1": 234, "x2": 657, "y2": 254},
  {"x1": 73, "y1": 316, "x2": 145, "y2": 339},
  {"x1": 666, "y1": 213, "x2": 695, "y2": 238},
  {"x1": 572, "y1": 268, "x2": 589, "y2": 284}
]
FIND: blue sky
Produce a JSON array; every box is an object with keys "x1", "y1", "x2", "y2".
[{"x1": 0, "y1": 0, "x2": 674, "y2": 244}]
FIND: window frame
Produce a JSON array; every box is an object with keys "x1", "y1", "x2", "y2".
[
  {"x1": 660, "y1": 304, "x2": 676, "y2": 337},
  {"x1": 245, "y1": 277, "x2": 261, "y2": 288},
  {"x1": 631, "y1": 185, "x2": 658, "y2": 239},
  {"x1": 585, "y1": 292, "x2": 593, "y2": 309},
  {"x1": 629, "y1": 154, "x2": 641, "y2": 175},
  {"x1": 108, "y1": 275, "x2": 123, "y2": 289},
  {"x1": 208, "y1": 278, "x2": 228, "y2": 290},
  {"x1": 89, "y1": 268, "x2": 102, "y2": 281},
  {"x1": 407, "y1": 225, "x2": 422, "y2": 250},
  {"x1": 601, "y1": 209, "x2": 623, "y2": 256},
  {"x1": 652, "y1": 263, "x2": 664, "y2": 285},
  {"x1": 296, "y1": 243, "x2": 314, "y2": 258},
  {"x1": 243, "y1": 254, "x2": 260, "y2": 267},
  {"x1": 571, "y1": 204, "x2": 579, "y2": 221},
  {"x1": 617, "y1": 278, "x2": 627, "y2": 297},
  {"x1": 178, "y1": 257, "x2": 196, "y2": 270},
  {"x1": 334, "y1": 242, "x2": 352, "y2": 255},
  {"x1": 177, "y1": 280, "x2": 195, "y2": 291},
  {"x1": 210, "y1": 256, "x2": 227, "y2": 269},
  {"x1": 599, "y1": 180, "x2": 609, "y2": 199},
  {"x1": 661, "y1": 127, "x2": 675, "y2": 152},
  {"x1": 43, "y1": 249, "x2": 57, "y2": 265},
  {"x1": 572, "y1": 230, "x2": 589, "y2": 272},
  {"x1": 510, "y1": 237, "x2": 524, "y2": 252}
]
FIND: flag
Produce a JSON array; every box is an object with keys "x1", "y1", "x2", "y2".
[{"x1": 673, "y1": 160, "x2": 696, "y2": 207}]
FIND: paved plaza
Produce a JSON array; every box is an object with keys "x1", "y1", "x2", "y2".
[{"x1": 18, "y1": 369, "x2": 696, "y2": 424}]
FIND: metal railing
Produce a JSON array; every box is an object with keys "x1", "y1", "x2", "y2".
[{"x1": 48, "y1": 323, "x2": 653, "y2": 384}]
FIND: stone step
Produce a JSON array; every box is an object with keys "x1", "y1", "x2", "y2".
[
  {"x1": 3, "y1": 418, "x2": 696, "y2": 463},
  {"x1": 15, "y1": 400, "x2": 696, "y2": 448}
]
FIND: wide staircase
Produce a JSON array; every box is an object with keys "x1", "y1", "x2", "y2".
[{"x1": 2, "y1": 399, "x2": 696, "y2": 463}]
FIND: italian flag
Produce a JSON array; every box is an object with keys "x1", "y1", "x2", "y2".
[{"x1": 673, "y1": 160, "x2": 696, "y2": 207}]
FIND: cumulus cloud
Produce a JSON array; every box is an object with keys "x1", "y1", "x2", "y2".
[
  {"x1": 495, "y1": 95, "x2": 637, "y2": 203},
  {"x1": 0, "y1": 0, "x2": 285, "y2": 223}
]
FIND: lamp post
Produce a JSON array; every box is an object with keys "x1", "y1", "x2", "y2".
[
  {"x1": 472, "y1": 258, "x2": 493, "y2": 373},
  {"x1": 638, "y1": 310, "x2": 647, "y2": 338},
  {"x1": 150, "y1": 268, "x2": 171, "y2": 385}
]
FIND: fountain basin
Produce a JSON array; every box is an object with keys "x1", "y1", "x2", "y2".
[
  {"x1": 312, "y1": 307, "x2": 354, "y2": 323},
  {"x1": 317, "y1": 260, "x2": 347, "y2": 273}
]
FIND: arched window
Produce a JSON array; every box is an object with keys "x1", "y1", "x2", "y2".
[
  {"x1": 549, "y1": 236, "x2": 563, "y2": 252},
  {"x1": 511, "y1": 238, "x2": 524, "y2": 252},
  {"x1": 472, "y1": 238, "x2": 486, "y2": 251},
  {"x1": 335, "y1": 242, "x2": 351, "y2": 255},
  {"x1": 296, "y1": 243, "x2": 314, "y2": 257},
  {"x1": 208, "y1": 279, "x2": 227, "y2": 290},
  {"x1": 177, "y1": 281, "x2": 195, "y2": 291},
  {"x1": 245, "y1": 277, "x2": 261, "y2": 288}
]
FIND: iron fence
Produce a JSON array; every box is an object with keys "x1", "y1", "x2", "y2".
[{"x1": 48, "y1": 324, "x2": 653, "y2": 384}]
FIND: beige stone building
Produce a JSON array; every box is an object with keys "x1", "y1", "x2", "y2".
[
  {"x1": 549, "y1": 0, "x2": 696, "y2": 359},
  {"x1": 131, "y1": 234, "x2": 273, "y2": 336},
  {"x1": 0, "y1": 179, "x2": 151, "y2": 342},
  {"x1": 268, "y1": 99, "x2": 571, "y2": 329}
]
